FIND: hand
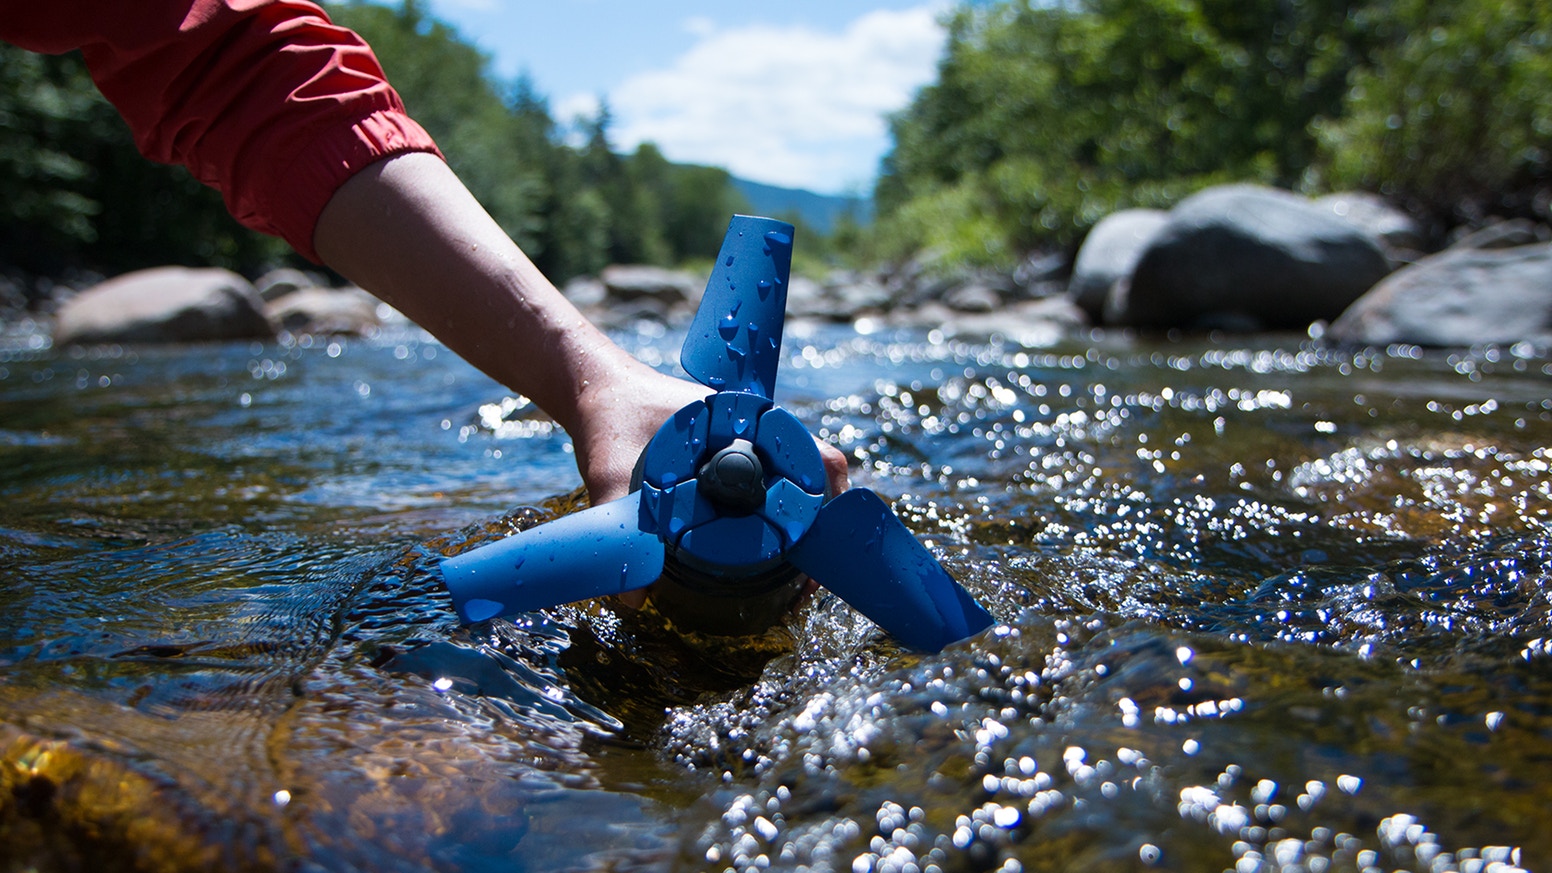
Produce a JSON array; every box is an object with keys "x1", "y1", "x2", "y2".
[
  {"x1": 570, "y1": 361, "x2": 851, "y2": 505},
  {"x1": 311, "y1": 152, "x2": 851, "y2": 613},
  {"x1": 570, "y1": 357, "x2": 850, "y2": 608}
]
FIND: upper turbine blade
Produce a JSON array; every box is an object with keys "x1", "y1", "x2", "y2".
[
  {"x1": 788, "y1": 489, "x2": 995, "y2": 652},
  {"x1": 680, "y1": 215, "x2": 795, "y2": 399},
  {"x1": 441, "y1": 494, "x2": 665, "y2": 624}
]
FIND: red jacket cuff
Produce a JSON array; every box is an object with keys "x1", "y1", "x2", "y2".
[{"x1": 248, "y1": 108, "x2": 442, "y2": 263}]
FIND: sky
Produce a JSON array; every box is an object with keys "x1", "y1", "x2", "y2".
[{"x1": 396, "y1": 1, "x2": 952, "y2": 196}]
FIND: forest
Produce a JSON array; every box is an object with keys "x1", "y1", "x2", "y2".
[
  {"x1": 873, "y1": 0, "x2": 1551, "y2": 267},
  {"x1": 2, "y1": 0, "x2": 1549, "y2": 286}
]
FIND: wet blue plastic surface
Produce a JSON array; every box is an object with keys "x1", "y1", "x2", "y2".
[
  {"x1": 442, "y1": 495, "x2": 665, "y2": 623},
  {"x1": 680, "y1": 216, "x2": 794, "y2": 398},
  {"x1": 439, "y1": 213, "x2": 994, "y2": 651},
  {"x1": 789, "y1": 489, "x2": 995, "y2": 652}
]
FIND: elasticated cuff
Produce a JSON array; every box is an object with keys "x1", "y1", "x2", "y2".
[{"x1": 242, "y1": 108, "x2": 443, "y2": 263}]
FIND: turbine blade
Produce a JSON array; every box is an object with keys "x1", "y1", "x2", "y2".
[
  {"x1": 680, "y1": 215, "x2": 794, "y2": 398},
  {"x1": 441, "y1": 495, "x2": 665, "y2": 623},
  {"x1": 788, "y1": 489, "x2": 994, "y2": 652}
]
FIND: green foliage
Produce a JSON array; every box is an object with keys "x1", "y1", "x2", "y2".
[
  {"x1": 0, "y1": 44, "x2": 287, "y2": 275},
  {"x1": 0, "y1": 48, "x2": 98, "y2": 253},
  {"x1": 875, "y1": 0, "x2": 1552, "y2": 268},
  {"x1": 875, "y1": 0, "x2": 1369, "y2": 269},
  {"x1": 1314, "y1": 0, "x2": 1552, "y2": 225},
  {"x1": 327, "y1": 0, "x2": 551, "y2": 257}
]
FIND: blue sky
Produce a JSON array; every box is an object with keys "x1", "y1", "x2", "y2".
[{"x1": 394, "y1": 1, "x2": 952, "y2": 195}]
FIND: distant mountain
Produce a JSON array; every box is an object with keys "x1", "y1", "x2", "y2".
[{"x1": 732, "y1": 178, "x2": 873, "y2": 236}]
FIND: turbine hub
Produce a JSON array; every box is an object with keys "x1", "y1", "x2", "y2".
[{"x1": 697, "y1": 438, "x2": 766, "y2": 513}]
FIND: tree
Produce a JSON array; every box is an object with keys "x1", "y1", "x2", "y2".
[
  {"x1": 1314, "y1": 0, "x2": 1552, "y2": 231},
  {"x1": 326, "y1": 0, "x2": 551, "y2": 256},
  {"x1": 0, "y1": 44, "x2": 288, "y2": 277},
  {"x1": 874, "y1": 0, "x2": 1371, "y2": 268}
]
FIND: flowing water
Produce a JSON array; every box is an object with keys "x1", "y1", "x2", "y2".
[{"x1": 1, "y1": 318, "x2": 1550, "y2": 872}]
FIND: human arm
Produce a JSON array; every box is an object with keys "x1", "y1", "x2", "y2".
[
  {"x1": 311, "y1": 152, "x2": 718, "y2": 504},
  {"x1": 3, "y1": 0, "x2": 851, "y2": 508},
  {"x1": 314, "y1": 154, "x2": 849, "y2": 614},
  {"x1": 313, "y1": 152, "x2": 850, "y2": 506}
]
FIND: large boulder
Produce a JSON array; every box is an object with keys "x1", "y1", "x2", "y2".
[
  {"x1": 1315, "y1": 191, "x2": 1427, "y2": 264},
  {"x1": 1068, "y1": 208, "x2": 1169, "y2": 320},
  {"x1": 265, "y1": 287, "x2": 384, "y2": 336},
  {"x1": 1108, "y1": 185, "x2": 1393, "y2": 331},
  {"x1": 253, "y1": 267, "x2": 329, "y2": 302},
  {"x1": 53, "y1": 267, "x2": 273, "y2": 345},
  {"x1": 598, "y1": 265, "x2": 700, "y2": 306},
  {"x1": 917, "y1": 297, "x2": 1087, "y2": 344},
  {"x1": 1326, "y1": 241, "x2": 1552, "y2": 348},
  {"x1": 787, "y1": 271, "x2": 893, "y2": 321}
]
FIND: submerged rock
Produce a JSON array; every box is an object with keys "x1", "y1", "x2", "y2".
[
  {"x1": 53, "y1": 266, "x2": 273, "y2": 345},
  {"x1": 1327, "y1": 241, "x2": 1552, "y2": 347},
  {"x1": 1108, "y1": 184, "x2": 1393, "y2": 331}
]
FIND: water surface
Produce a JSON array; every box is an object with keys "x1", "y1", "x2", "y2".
[{"x1": 2, "y1": 321, "x2": 1549, "y2": 872}]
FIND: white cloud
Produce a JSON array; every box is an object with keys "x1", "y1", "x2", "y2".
[{"x1": 594, "y1": 5, "x2": 947, "y2": 194}]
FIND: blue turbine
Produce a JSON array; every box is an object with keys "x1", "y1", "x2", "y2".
[{"x1": 441, "y1": 216, "x2": 994, "y2": 652}]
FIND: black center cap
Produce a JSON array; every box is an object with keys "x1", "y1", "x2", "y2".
[{"x1": 697, "y1": 438, "x2": 767, "y2": 513}]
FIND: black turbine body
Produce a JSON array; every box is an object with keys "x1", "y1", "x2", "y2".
[{"x1": 440, "y1": 216, "x2": 994, "y2": 652}]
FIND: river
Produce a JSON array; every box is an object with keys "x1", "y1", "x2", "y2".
[{"x1": 1, "y1": 318, "x2": 1549, "y2": 872}]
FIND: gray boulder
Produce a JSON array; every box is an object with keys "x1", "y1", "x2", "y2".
[
  {"x1": 1068, "y1": 208, "x2": 1169, "y2": 320},
  {"x1": 887, "y1": 297, "x2": 1086, "y2": 345},
  {"x1": 254, "y1": 267, "x2": 328, "y2": 302},
  {"x1": 266, "y1": 287, "x2": 383, "y2": 336},
  {"x1": 53, "y1": 267, "x2": 273, "y2": 345},
  {"x1": 1448, "y1": 218, "x2": 1549, "y2": 251},
  {"x1": 1315, "y1": 192, "x2": 1427, "y2": 263},
  {"x1": 1326, "y1": 242, "x2": 1552, "y2": 347},
  {"x1": 561, "y1": 275, "x2": 608, "y2": 308},
  {"x1": 599, "y1": 265, "x2": 701, "y2": 307},
  {"x1": 1109, "y1": 185, "x2": 1393, "y2": 331}
]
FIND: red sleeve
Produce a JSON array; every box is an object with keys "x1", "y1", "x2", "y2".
[{"x1": 0, "y1": 0, "x2": 444, "y2": 262}]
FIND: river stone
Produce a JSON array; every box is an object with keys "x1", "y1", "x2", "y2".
[
  {"x1": 1326, "y1": 242, "x2": 1552, "y2": 347},
  {"x1": 1315, "y1": 191, "x2": 1427, "y2": 262},
  {"x1": 53, "y1": 266, "x2": 273, "y2": 345},
  {"x1": 254, "y1": 267, "x2": 326, "y2": 302},
  {"x1": 1109, "y1": 184, "x2": 1393, "y2": 331},
  {"x1": 265, "y1": 287, "x2": 383, "y2": 336},
  {"x1": 599, "y1": 265, "x2": 700, "y2": 306},
  {"x1": 787, "y1": 272, "x2": 892, "y2": 321},
  {"x1": 942, "y1": 280, "x2": 1004, "y2": 313},
  {"x1": 782, "y1": 274, "x2": 830, "y2": 319},
  {"x1": 1068, "y1": 208, "x2": 1169, "y2": 320},
  {"x1": 561, "y1": 275, "x2": 608, "y2": 308},
  {"x1": 1448, "y1": 218, "x2": 1548, "y2": 251}
]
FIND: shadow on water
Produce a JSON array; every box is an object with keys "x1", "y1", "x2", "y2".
[{"x1": 2, "y1": 325, "x2": 1551, "y2": 872}]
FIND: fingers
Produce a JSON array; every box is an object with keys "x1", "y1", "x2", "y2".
[{"x1": 815, "y1": 437, "x2": 851, "y2": 498}]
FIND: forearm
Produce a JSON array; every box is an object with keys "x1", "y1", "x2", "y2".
[
  {"x1": 313, "y1": 152, "x2": 626, "y2": 437},
  {"x1": 312, "y1": 151, "x2": 844, "y2": 513}
]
